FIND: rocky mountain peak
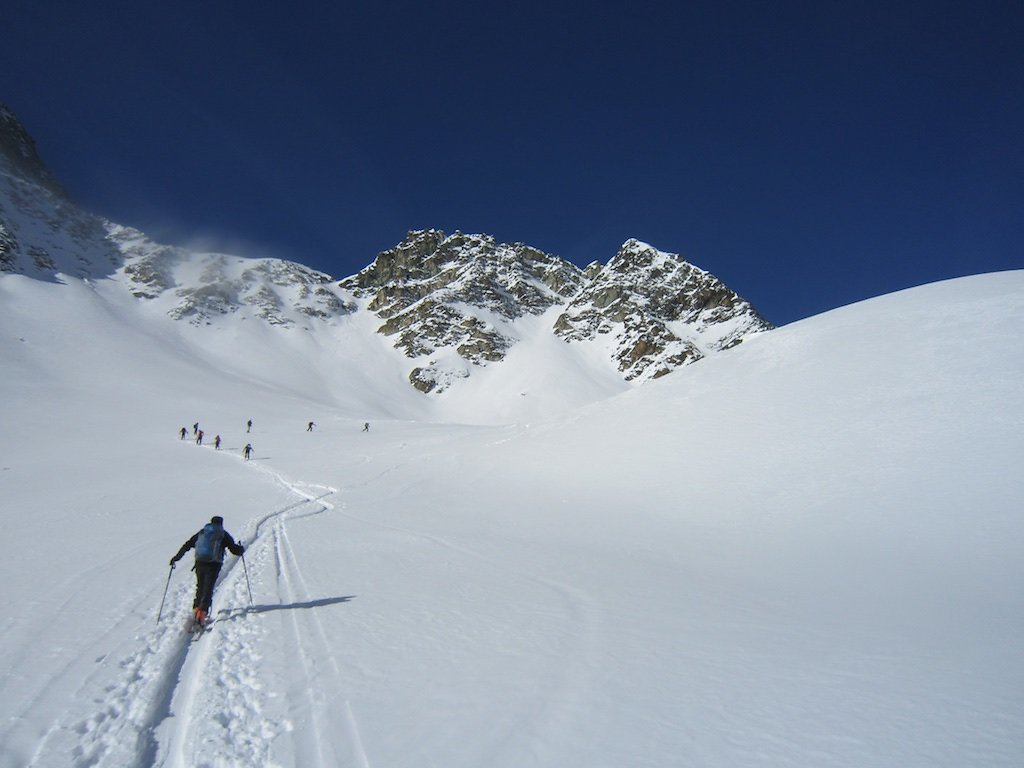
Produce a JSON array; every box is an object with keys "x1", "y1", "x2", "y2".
[
  {"x1": 343, "y1": 229, "x2": 582, "y2": 312},
  {"x1": 339, "y1": 231, "x2": 772, "y2": 392},
  {"x1": 0, "y1": 103, "x2": 66, "y2": 197},
  {"x1": 351, "y1": 229, "x2": 448, "y2": 285},
  {"x1": 554, "y1": 240, "x2": 772, "y2": 380},
  {"x1": 340, "y1": 231, "x2": 589, "y2": 391}
]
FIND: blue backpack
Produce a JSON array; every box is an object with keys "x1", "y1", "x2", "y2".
[{"x1": 195, "y1": 522, "x2": 224, "y2": 563}]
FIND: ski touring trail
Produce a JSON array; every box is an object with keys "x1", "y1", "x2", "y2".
[
  {"x1": 2, "y1": 271, "x2": 1021, "y2": 767},
  {"x1": 152, "y1": 475, "x2": 353, "y2": 768},
  {"x1": 19, "y1": 467, "x2": 347, "y2": 768}
]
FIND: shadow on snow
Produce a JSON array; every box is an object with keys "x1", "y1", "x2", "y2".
[{"x1": 218, "y1": 595, "x2": 356, "y2": 620}]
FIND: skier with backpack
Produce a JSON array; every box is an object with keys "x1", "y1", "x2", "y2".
[{"x1": 169, "y1": 515, "x2": 244, "y2": 626}]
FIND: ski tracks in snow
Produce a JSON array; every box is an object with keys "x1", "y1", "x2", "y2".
[
  {"x1": 151, "y1": 474, "x2": 370, "y2": 768},
  {"x1": 20, "y1": 456, "x2": 601, "y2": 767},
  {"x1": 23, "y1": 472, "x2": 363, "y2": 768},
  {"x1": 266, "y1": 506, "x2": 369, "y2": 767}
]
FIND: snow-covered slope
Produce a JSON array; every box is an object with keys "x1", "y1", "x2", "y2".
[{"x1": 0, "y1": 265, "x2": 1021, "y2": 767}]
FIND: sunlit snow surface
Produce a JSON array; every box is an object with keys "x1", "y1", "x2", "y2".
[{"x1": 0, "y1": 269, "x2": 1021, "y2": 767}]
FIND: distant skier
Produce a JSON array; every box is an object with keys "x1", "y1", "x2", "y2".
[
  {"x1": 196, "y1": 429, "x2": 204, "y2": 446},
  {"x1": 363, "y1": 422, "x2": 370, "y2": 432},
  {"x1": 179, "y1": 427, "x2": 187, "y2": 440},
  {"x1": 214, "y1": 435, "x2": 221, "y2": 450},
  {"x1": 246, "y1": 419, "x2": 252, "y2": 433},
  {"x1": 243, "y1": 443, "x2": 253, "y2": 461},
  {"x1": 307, "y1": 421, "x2": 315, "y2": 432},
  {"x1": 193, "y1": 422, "x2": 199, "y2": 436},
  {"x1": 169, "y1": 515, "x2": 244, "y2": 625}
]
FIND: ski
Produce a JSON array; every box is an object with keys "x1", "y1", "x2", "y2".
[{"x1": 186, "y1": 612, "x2": 211, "y2": 637}]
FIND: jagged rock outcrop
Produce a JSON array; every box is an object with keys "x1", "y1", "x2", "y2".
[
  {"x1": 340, "y1": 231, "x2": 584, "y2": 382},
  {"x1": 0, "y1": 221, "x2": 18, "y2": 272},
  {"x1": 409, "y1": 362, "x2": 469, "y2": 394},
  {"x1": 553, "y1": 239, "x2": 772, "y2": 379},
  {"x1": 345, "y1": 230, "x2": 772, "y2": 391}
]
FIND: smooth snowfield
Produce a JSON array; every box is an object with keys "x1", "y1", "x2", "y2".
[{"x1": 0, "y1": 270, "x2": 1022, "y2": 767}]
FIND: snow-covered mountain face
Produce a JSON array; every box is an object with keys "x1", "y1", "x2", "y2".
[
  {"x1": 338, "y1": 230, "x2": 587, "y2": 393},
  {"x1": 0, "y1": 103, "x2": 770, "y2": 414},
  {"x1": 114, "y1": 227, "x2": 354, "y2": 327},
  {"x1": 0, "y1": 106, "x2": 117, "y2": 279},
  {"x1": 0, "y1": 104, "x2": 65, "y2": 197},
  {"x1": 0, "y1": 107, "x2": 354, "y2": 328},
  {"x1": 340, "y1": 229, "x2": 771, "y2": 392},
  {"x1": 554, "y1": 238, "x2": 769, "y2": 379}
]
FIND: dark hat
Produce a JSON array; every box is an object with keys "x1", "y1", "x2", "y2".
[{"x1": 211, "y1": 515, "x2": 224, "y2": 525}]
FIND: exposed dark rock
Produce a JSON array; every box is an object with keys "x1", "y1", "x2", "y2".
[
  {"x1": 0, "y1": 103, "x2": 66, "y2": 197},
  {"x1": 344, "y1": 231, "x2": 771, "y2": 393},
  {"x1": 0, "y1": 222, "x2": 19, "y2": 272},
  {"x1": 553, "y1": 239, "x2": 771, "y2": 380}
]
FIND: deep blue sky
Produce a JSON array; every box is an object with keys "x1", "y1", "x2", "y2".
[{"x1": 3, "y1": 1, "x2": 1021, "y2": 324}]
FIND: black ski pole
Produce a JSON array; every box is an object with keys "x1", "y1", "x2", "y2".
[
  {"x1": 240, "y1": 543, "x2": 254, "y2": 607},
  {"x1": 157, "y1": 564, "x2": 174, "y2": 625}
]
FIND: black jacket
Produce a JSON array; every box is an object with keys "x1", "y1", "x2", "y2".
[{"x1": 172, "y1": 528, "x2": 244, "y2": 565}]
